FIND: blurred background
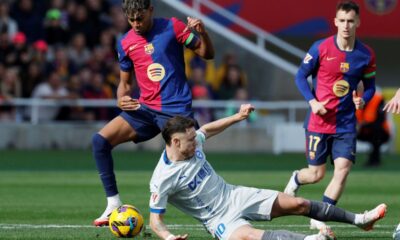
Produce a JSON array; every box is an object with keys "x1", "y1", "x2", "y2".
[{"x1": 0, "y1": 0, "x2": 399, "y2": 155}]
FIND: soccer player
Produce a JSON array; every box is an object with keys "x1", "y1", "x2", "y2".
[
  {"x1": 92, "y1": 0, "x2": 214, "y2": 226},
  {"x1": 383, "y1": 88, "x2": 400, "y2": 114},
  {"x1": 149, "y1": 104, "x2": 386, "y2": 240},
  {"x1": 283, "y1": 0, "x2": 376, "y2": 231}
]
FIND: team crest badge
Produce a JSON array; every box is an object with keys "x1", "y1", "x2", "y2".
[
  {"x1": 144, "y1": 43, "x2": 155, "y2": 54},
  {"x1": 340, "y1": 62, "x2": 350, "y2": 73},
  {"x1": 333, "y1": 80, "x2": 350, "y2": 97},
  {"x1": 309, "y1": 151, "x2": 315, "y2": 160},
  {"x1": 365, "y1": 0, "x2": 397, "y2": 15}
]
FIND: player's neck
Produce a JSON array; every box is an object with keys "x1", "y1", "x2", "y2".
[
  {"x1": 336, "y1": 35, "x2": 355, "y2": 51},
  {"x1": 165, "y1": 147, "x2": 184, "y2": 162}
]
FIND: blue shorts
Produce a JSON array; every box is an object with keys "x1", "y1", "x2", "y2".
[
  {"x1": 120, "y1": 105, "x2": 198, "y2": 143},
  {"x1": 305, "y1": 130, "x2": 356, "y2": 166}
]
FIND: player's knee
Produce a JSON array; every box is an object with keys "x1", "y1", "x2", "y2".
[
  {"x1": 240, "y1": 233, "x2": 259, "y2": 240},
  {"x1": 333, "y1": 167, "x2": 350, "y2": 182},
  {"x1": 92, "y1": 133, "x2": 113, "y2": 152},
  {"x1": 308, "y1": 169, "x2": 325, "y2": 183},
  {"x1": 293, "y1": 197, "x2": 309, "y2": 214}
]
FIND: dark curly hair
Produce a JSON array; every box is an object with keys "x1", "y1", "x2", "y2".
[{"x1": 122, "y1": 0, "x2": 151, "y2": 16}]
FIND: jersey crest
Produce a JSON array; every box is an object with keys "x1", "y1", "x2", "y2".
[
  {"x1": 340, "y1": 62, "x2": 350, "y2": 73},
  {"x1": 144, "y1": 43, "x2": 155, "y2": 54}
]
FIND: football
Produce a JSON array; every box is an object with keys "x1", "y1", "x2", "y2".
[
  {"x1": 393, "y1": 224, "x2": 400, "y2": 240},
  {"x1": 109, "y1": 204, "x2": 144, "y2": 238}
]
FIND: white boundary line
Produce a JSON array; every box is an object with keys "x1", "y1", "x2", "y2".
[{"x1": 0, "y1": 223, "x2": 396, "y2": 229}]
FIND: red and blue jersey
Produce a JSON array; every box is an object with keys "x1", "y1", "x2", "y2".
[
  {"x1": 117, "y1": 17, "x2": 199, "y2": 114},
  {"x1": 296, "y1": 35, "x2": 376, "y2": 134}
]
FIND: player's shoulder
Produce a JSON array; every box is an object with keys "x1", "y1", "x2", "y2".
[
  {"x1": 313, "y1": 36, "x2": 335, "y2": 49},
  {"x1": 355, "y1": 39, "x2": 375, "y2": 56}
]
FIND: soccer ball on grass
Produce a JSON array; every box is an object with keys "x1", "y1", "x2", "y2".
[{"x1": 109, "y1": 204, "x2": 144, "y2": 238}]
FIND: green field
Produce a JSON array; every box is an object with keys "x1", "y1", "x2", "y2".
[{"x1": 0, "y1": 150, "x2": 399, "y2": 239}]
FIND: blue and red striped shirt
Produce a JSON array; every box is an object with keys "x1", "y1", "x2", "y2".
[
  {"x1": 117, "y1": 17, "x2": 199, "y2": 113},
  {"x1": 296, "y1": 35, "x2": 376, "y2": 134}
]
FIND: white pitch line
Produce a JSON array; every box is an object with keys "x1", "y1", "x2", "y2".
[{"x1": 0, "y1": 223, "x2": 396, "y2": 230}]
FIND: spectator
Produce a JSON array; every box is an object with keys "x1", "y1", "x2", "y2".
[
  {"x1": 0, "y1": 31, "x2": 13, "y2": 64},
  {"x1": 46, "y1": 46, "x2": 76, "y2": 80},
  {"x1": 10, "y1": 0, "x2": 45, "y2": 43},
  {"x1": 6, "y1": 31, "x2": 30, "y2": 68},
  {"x1": 0, "y1": 67, "x2": 22, "y2": 121},
  {"x1": 20, "y1": 61, "x2": 44, "y2": 98},
  {"x1": 225, "y1": 87, "x2": 257, "y2": 124},
  {"x1": 44, "y1": 8, "x2": 69, "y2": 45},
  {"x1": 0, "y1": 1, "x2": 18, "y2": 41},
  {"x1": 67, "y1": 33, "x2": 91, "y2": 68},
  {"x1": 49, "y1": 0, "x2": 69, "y2": 28},
  {"x1": 215, "y1": 52, "x2": 247, "y2": 91},
  {"x1": 82, "y1": 72, "x2": 112, "y2": 121},
  {"x1": 31, "y1": 71, "x2": 69, "y2": 122},
  {"x1": 356, "y1": 88, "x2": 390, "y2": 167},
  {"x1": 217, "y1": 64, "x2": 246, "y2": 100},
  {"x1": 191, "y1": 85, "x2": 214, "y2": 126}
]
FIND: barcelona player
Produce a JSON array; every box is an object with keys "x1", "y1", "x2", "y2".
[
  {"x1": 92, "y1": 0, "x2": 214, "y2": 226},
  {"x1": 284, "y1": 0, "x2": 376, "y2": 231},
  {"x1": 148, "y1": 106, "x2": 386, "y2": 240}
]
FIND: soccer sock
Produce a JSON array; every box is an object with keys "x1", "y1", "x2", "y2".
[
  {"x1": 294, "y1": 172, "x2": 301, "y2": 185},
  {"x1": 323, "y1": 195, "x2": 337, "y2": 205},
  {"x1": 308, "y1": 200, "x2": 355, "y2": 224},
  {"x1": 92, "y1": 133, "x2": 118, "y2": 197},
  {"x1": 262, "y1": 230, "x2": 305, "y2": 240}
]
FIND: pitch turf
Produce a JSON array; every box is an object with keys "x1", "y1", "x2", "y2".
[{"x1": 0, "y1": 150, "x2": 399, "y2": 239}]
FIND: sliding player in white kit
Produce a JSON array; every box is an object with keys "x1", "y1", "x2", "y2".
[{"x1": 149, "y1": 104, "x2": 386, "y2": 240}]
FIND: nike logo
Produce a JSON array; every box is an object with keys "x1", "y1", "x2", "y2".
[
  {"x1": 327, "y1": 57, "x2": 336, "y2": 61},
  {"x1": 129, "y1": 44, "x2": 138, "y2": 51}
]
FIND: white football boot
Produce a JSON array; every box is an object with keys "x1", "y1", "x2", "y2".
[
  {"x1": 283, "y1": 170, "x2": 300, "y2": 196},
  {"x1": 356, "y1": 203, "x2": 387, "y2": 231},
  {"x1": 93, "y1": 195, "x2": 122, "y2": 227}
]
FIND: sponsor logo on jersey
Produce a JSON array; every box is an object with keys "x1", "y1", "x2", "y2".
[
  {"x1": 326, "y1": 56, "x2": 337, "y2": 61},
  {"x1": 333, "y1": 80, "x2": 350, "y2": 97},
  {"x1": 303, "y1": 53, "x2": 313, "y2": 64},
  {"x1": 365, "y1": 0, "x2": 397, "y2": 15},
  {"x1": 144, "y1": 43, "x2": 155, "y2": 54},
  {"x1": 188, "y1": 162, "x2": 212, "y2": 191},
  {"x1": 340, "y1": 62, "x2": 350, "y2": 73},
  {"x1": 147, "y1": 63, "x2": 166, "y2": 82}
]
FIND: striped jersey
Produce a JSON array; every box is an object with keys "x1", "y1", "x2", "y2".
[
  {"x1": 297, "y1": 35, "x2": 376, "y2": 134},
  {"x1": 117, "y1": 17, "x2": 199, "y2": 113}
]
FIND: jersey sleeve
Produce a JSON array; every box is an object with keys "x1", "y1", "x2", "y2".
[
  {"x1": 171, "y1": 17, "x2": 199, "y2": 50},
  {"x1": 149, "y1": 178, "x2": 170, "y2": 214},
  {"x1": 116, "y1": 37, "x2": 133, "y2": 72},
  {"x1": 295, "y1": 41, "x2": 321, "y2": 101},
  {"x1": 195, "y1": 130, "x2": 206, "y2": 148},
  {"x1": 363, "y1": 47, "x2": 376, "y2": 79}
]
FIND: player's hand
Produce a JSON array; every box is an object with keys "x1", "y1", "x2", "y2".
[
  {"x1": 117, "y1": 96, "x2": 140, "y2": 111},
  {"x1": 309, "y1": 99, "x2": 328, "y2": 115},
  {"x1": 165, "y1": 234, "x2": 188, "y2": 240},
  {"x1": 383, "y1": 93, "x2": 400, "y2": 114},
  {"x1": 237, "y1": 103, "x2": 255, "y2": 120},
  {"x1": 352, "y1": 90, "x2": 365, "y2": 110},
  {"x1": 185, "y1": 17, "x2": 206, "y2": 34}
]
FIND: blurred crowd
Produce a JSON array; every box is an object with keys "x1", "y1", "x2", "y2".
[{"x1": 0, "y1": 0, "x2": 253, "y2": 123}]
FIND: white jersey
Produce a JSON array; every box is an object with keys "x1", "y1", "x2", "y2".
[{"x1": 149, "y1": 131, "x2": 231, "y2": 224}]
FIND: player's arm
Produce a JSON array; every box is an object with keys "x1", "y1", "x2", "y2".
[
  {"x1": 296, "y1": 42, "x2": 328, "y2": 115},
  {"x1": 383, "y1": 88, "x2": 400, "y2": 114},
  {"x1": 149, "y1": 212, "x2": 188, "y2": 240},
  {"x1": 200, "y1": 103, "x2": 254, "y2": 139},
  {"x1": 117, "y1": 70, "x2": 140, "y2": 111},
  {"x1": 186, "y1": 17, "x2": 214, "y2": 59}
]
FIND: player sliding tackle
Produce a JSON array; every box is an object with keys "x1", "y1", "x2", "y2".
[{"x1": 148, "y1": 104, "x2": 386, "y2": 240}]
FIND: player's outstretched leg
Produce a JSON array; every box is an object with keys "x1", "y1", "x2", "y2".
[
  {"x1": 261, "y1": 229, "x2": 335, "y2": 240},
  {"x1": 284, "y1": 170, "x2": 300, "y2": 196}
]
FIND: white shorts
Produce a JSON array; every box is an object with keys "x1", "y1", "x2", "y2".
[{"x1": 205, "y1": 185, "x2": 279, "y2": 240}]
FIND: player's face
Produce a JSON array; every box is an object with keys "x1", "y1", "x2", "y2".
[
  {"x1": 334, "y1": 10, "x2": 360, "y2": 40},
  {"x1": 127, "y1": 6, "x2": 154, "y2": 35},
  {"x1": 177, "y1": 128, "x2": 197, "y2": 159}
]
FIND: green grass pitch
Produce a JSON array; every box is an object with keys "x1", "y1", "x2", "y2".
[{"x1": 0, "y1": 150, "x2": 399, "y2": 239}]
